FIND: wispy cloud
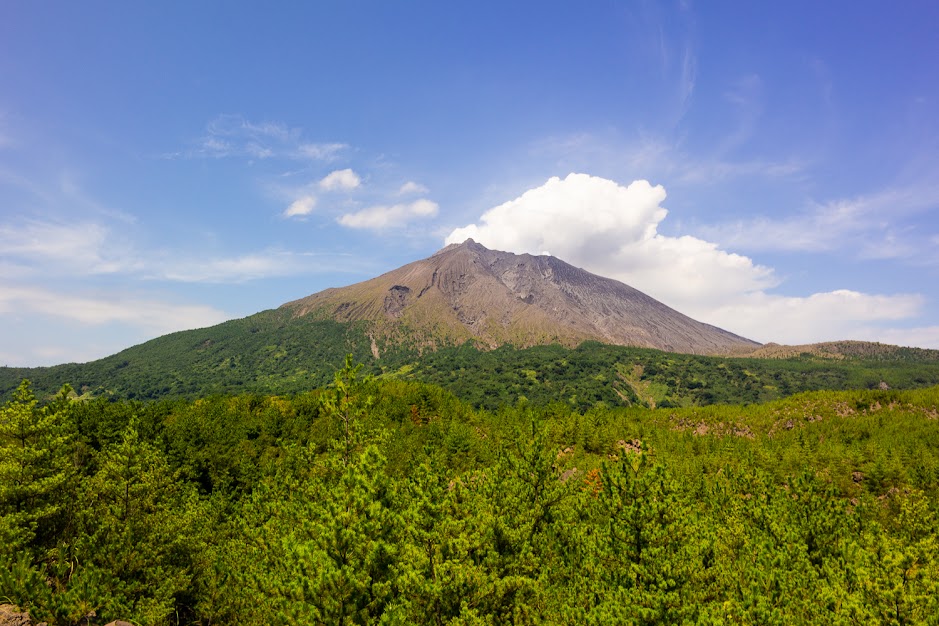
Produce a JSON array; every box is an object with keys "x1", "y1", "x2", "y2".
[
  {"x1": 701, "y1": 184, "x2": 939, "y2": 256},
  {"x1": 675, "y1": 156, "x2": 805, "y2": 185},
  {"x1": 152, "y1": 249, "x2": 363, "y2": 283},
  {"x1": 0, "y1": 218, "x2": 365, "y2": 283},
  {"x1": 294, "y1": 142, "x2": 348, "y2": 161},
  {"x1": 640, "y1": 0, "x2": 697, "y2": 127},
  {"x1": 186, "y1": 114, "x2": 348, "y2": 162},
  {"x1": 0, "y1": 220, "x2": 137, "y2": 275},
  {"x1": 678, "y1": 43, "x2": 697, "y2": 118},
  {"x1": 529, "y1": 132, "x2": 805, "y2": 187},
  {"x1": 339, "y1": 199, "x2": 439, "y2": 230},
  {"x1": 0, "y1": 283, "x2": 229, "y2": 334}
]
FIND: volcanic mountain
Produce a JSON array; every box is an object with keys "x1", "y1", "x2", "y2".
[{"x1": 283, "y1": 239, "x2": 759, "y2": 355}]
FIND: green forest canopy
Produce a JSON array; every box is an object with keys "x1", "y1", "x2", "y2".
[{"x1": 2, "y1": 358, "x2": 938, "y2": 624}]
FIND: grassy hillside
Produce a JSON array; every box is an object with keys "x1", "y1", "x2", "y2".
[
  {"x1": 0, "y1": 310, "x2": 384, "y2": 400},
  {"x1": 5, "y1": 317, "x2": 939, "y2": 410}
]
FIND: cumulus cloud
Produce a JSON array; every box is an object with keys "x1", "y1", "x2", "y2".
[
  {"x1": 319, "y1": 168, "x2": 361, "y2": 191},
  {"x1": 284, "y1": 195, "x2": 317, "y2": 218},
  {"x1": 339, "y1": 199, "x2": 439, "y2": 230},
  {"x1": 398, "y1": 181, "x2": 429, "y2": 195},
  {"x1": 447, "y1": 173, "x2": 776, "y2": 309},
  {"x1": 445, "y1": 173, "x2": 927, "y2": 345}
]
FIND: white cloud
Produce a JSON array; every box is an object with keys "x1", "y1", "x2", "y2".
[
  {"x1": 319, "y1": 168, "x2": 361, "y2": 191},
  {"x1": 339, "y1": 199, "x2": 439, "y2": 230},
  {"x1": 0, "y1": 283, "x2": 229, "y2": 334},
  {"x1": 284, "y1": 195, "x2": 317, "y2": 218},
  {"x1": 0, "y1": 220, "x2": 134, "y2": 275},
  {"x1": 0, "y1": 282, "x2": 234, "y2": 365},
  {"x1": 150, "y1": 249, "x2": 374, "y2": 283},
  {"x1": 0, "y1": 218, "x2": 358, "y2": 284},
  {"x1": 447, "y1": 173, "x2": 776, "y2": 310},
  {"x1": 398, "y1": 181, "x2": 429, "y2": 195},
  {"x1": 158, "y1": 254, "x2": 298, "y2": 283},
  {"x1": 528, "y1": 132, "x2": 806, "y2": 188},
  {"x1": 703, "y1": 185, "x2": 939, "y2": 254},
  {"x1": 852, "y1": 325, "x2": 939, "y2": 350},
  {"x1": 704, "y1": 290, "x2": 924, "y2": 345},
  {"x1": 445, "y1": 173, "x2": 927, "y2": 346}
]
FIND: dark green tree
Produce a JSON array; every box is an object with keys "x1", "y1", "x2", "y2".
[
  {"x1": 0, "y1": 380, "x2": 76, "y2": 558},
  {"x1": 74, "y1": 421, "x2": 208, "y2": 623}
]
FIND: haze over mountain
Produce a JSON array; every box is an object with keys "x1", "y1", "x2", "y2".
[{"x1": 284, "y1": 239, "x2": 758, "y2": 356}]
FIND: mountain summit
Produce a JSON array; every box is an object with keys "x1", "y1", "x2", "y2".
[{"x1": 283, "y1": 239, "x2": 758, "y2": 355}]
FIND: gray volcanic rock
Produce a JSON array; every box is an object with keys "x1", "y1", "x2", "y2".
[
  {"x1": 0, "y1": 605, "x2": 40, "y2": 626},
  {"x1": 283, "y1": 239, "x2": 759, "y2": 355}
]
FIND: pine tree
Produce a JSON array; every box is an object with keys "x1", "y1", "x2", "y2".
[
  {"x1": 0, "y1": 380, "x2": 76, "y2": 558},
  {"x1": 75, "y1": 421, "x2": 207, "y2": 623},
  {"x1": 212, "y1": 357, "x2": 400, "y2": 625}
]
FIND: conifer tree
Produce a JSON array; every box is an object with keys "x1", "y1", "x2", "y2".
[
  {"x1": 75, "y1": 421, "x2": 206, "y2": 623},
  {"x1": 0, "y1": 380, "x2": 76, "y2": 558}
]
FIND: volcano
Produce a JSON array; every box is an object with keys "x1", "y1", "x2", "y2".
[{"x1": 283, "y1": 239, "x2": 759, "y2": 355}]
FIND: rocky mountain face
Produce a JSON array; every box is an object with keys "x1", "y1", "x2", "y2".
[{"x1": 283, "y1": 239, "x2": 759, "y2": 355}]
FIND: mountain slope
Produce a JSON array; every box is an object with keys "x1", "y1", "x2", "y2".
[
  {"x1": 0, "y1": 312, "x2": 378, "y2": 400},
  {"x1": 284, "y1": 239, "x2": 758, "y2": 355}
]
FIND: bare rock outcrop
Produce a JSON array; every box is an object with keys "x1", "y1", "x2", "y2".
[{"x1": 0, "y1": 605, "x2": 35, "y2": 626}]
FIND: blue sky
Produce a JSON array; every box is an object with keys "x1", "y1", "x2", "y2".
[{"x1": 2, "y1": 1, "x2": 939, "y2": 366}]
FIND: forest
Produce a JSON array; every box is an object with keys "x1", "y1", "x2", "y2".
[{"x1": 2, "y1": 356, "x2": 938, "y2": 625}]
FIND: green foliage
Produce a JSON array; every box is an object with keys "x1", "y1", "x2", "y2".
[
  {"x1": 578, "y1": 449, "x2": 696, "y2": 623},
  {"x1": 400, "y1": 341, "x2": 939, "y2": 411},
  {"x1": 6, "y1": 320, "x2": 939, "y2": 411},
  {"x1": 73, "y1": 422, "x2": 208, "y2": 622},
  {"x1": 0, "y1": 312, "x2": 377, "y2": 401},
  {"x1": 0, "y1": 381, "x2": 76, "y2": 558},
  {"x1": 2, "y1": 361, "x2": 939, "y2": 624}
]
